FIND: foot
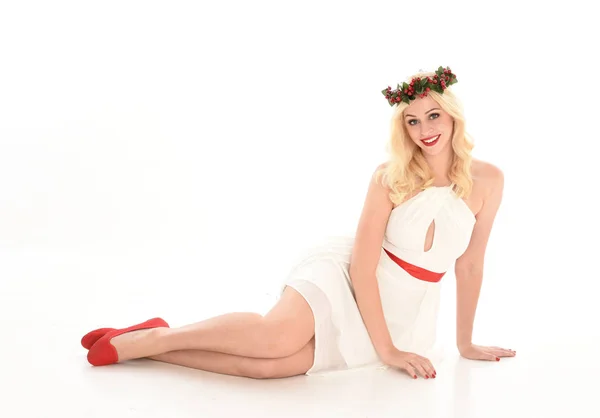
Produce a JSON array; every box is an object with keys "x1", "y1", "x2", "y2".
[
  {"x1": 81, "y1": 328, "x2": 115, "y2": 350},
  {"x1": 87, "y1": 317, "x2": 169, "y2": 366},
  {"x1": 109, "y1": 327, "x2": 165, "y2": 361}
]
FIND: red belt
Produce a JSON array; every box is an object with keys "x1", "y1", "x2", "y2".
[{"x1": 383, "y1": 248, "x2": 445, "y2": 282}]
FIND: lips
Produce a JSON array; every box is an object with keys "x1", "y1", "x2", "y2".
[{"x1": 420, "y1": 134, "x2": 440, "y2": 147}]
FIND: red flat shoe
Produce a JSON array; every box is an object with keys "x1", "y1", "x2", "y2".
[
  {"x1": 87, "y1": 317, "x2": 169, "y2": 366},
  {"x1": 81, "y1": 328, "x2": 115, "y2": 350}
]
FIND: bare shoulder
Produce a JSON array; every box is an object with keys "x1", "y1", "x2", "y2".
[
  {"x1": 471, "y1": 158, "x2": 504, "y2": 199},
  {"x1": 367, "y1": 162, "x2": 394, "y2": 211},
  {"x1": 468, "y1": 158, "x2": 504, "y2": 222}
]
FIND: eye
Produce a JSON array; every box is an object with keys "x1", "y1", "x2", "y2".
[{"x1": 408, "y1": 113, "x2": 440, "y2": 126}]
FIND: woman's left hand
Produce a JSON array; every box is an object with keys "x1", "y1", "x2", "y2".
[{"x1": 458, "y1": 343, "x2": 516, "y2": 361}]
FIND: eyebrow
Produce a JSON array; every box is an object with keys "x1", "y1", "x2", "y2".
[{"x1": 404, "y1": 108, "x2": 441, "y2": 118}]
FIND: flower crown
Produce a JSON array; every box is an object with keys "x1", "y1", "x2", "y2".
[{"x1": 381, "y1": 66, "x2": 458, "y2": 107}]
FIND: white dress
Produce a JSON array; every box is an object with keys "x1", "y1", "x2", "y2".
[{"x1": 277, "y1": 183, "x2": 477, "y2": 376}]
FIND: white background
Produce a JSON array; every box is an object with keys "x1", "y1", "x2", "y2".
[{"x1": 1, "y1": 1, "x2": 599, "y2": 417}]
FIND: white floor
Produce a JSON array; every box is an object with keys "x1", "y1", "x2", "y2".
[{"x1": 1, "y1": 249, "x2": 598, "y2": 418}]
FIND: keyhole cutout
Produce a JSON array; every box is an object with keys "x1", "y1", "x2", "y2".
[{"x1": 423, "y1": 220, "x2": 436, "y2": 253}]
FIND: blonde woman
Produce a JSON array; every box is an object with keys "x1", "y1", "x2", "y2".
[{"x1": 81, "y1": 66, "x2": 515, "y2": 380}]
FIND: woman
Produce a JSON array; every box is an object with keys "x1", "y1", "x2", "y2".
[{"x1": 81, "y1": 66, "x2": 516, "y2": 379}]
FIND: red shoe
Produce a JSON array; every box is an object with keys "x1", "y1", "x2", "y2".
[
  {"x1": 87, "y1": 317, "x2": 169, "y2": 366},
  {"x1": 81, "y1": 328, "x2": 115, "y2": 350}
]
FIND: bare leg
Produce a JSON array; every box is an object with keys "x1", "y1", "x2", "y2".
[
  {"x1": 148, "y1": 337, "x2": 316, "y2": 379},
  {"x1": 110, "y1": 286, "x2": 315, "y2": 361}
]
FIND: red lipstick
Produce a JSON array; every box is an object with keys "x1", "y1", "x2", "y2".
[{"x1": 421, "y1": 134, "x2": 440, "y2": 147}]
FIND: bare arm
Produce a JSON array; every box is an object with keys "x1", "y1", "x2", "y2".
[
  {"x1": 348, "y1": 165, "x2": 395, "y2": 360},
  {"x1": 454, "y1": 164, "x2": 504, "y2": 350}
]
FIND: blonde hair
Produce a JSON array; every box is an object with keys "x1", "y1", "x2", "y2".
[{"x1": 375, "y1": 70, "x2": 474, "y2": 206}]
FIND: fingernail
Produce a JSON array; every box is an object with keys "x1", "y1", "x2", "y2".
[
  {"x1": 425, "y1": 375, "x2": 429, "y2": 379},
  {"x1": 413, "y1": 375, "x2": 417, "y2": 379},
  {"x1": 496, "y1": 357, "x2": 500, "y2": 361}
]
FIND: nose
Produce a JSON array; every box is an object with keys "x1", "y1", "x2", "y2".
[{"x1": 421, "y1": 120, "x2": 435, "y2": 136}]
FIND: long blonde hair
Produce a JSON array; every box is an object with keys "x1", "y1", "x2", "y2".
[{"x1": 374, "y1": 70, "x2": 474, "y2": 206}]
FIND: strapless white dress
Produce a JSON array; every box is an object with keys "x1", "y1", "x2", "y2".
[{"x1": 277, "y1": 183, "x2": 477, "y2": 375}]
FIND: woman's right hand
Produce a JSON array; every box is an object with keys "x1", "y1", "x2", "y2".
[{"x1": 382, "y1": 348, "x2": 437, "y2": 379}]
